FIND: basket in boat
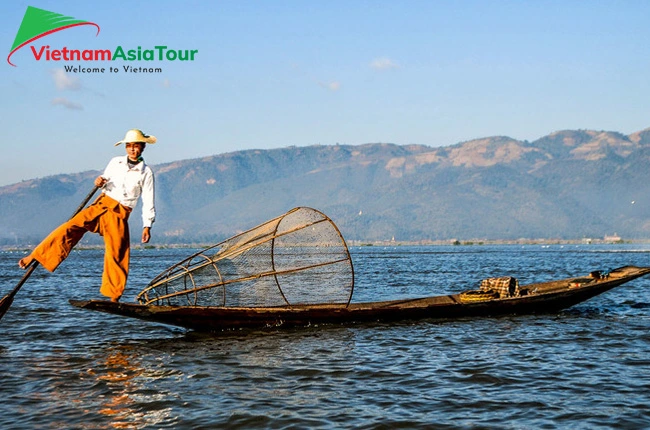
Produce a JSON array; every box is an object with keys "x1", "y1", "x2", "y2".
[
  {"x1": 459, "y1": 290, "x2": 500, "y2": 303},
  {"x1": 137, "y1": 207, "x2": 354, "y2": 308}
]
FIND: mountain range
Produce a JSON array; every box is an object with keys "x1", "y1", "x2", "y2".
[{"x1": 2, "y1": 127, "x2": 649, "y2": 245}]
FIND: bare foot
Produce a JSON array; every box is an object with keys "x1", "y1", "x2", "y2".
[
  {"x1": 18, "y1": 256, "x2": 33, "y2": 269},
  {"x1": 110, "y1": 297, "x2": 120, "y2": 303}
]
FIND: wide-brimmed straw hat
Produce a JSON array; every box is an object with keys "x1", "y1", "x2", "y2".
[{"x1": 115, "y1": 129, "x2": 157, "y2": 146}]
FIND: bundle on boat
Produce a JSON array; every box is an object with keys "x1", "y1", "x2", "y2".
[
  {"x1": 137, "y1": 207, "x2": 354, "y2": 308},
  {"x1": 459, "y1": 276, "x2": 522, "y2": 302}
]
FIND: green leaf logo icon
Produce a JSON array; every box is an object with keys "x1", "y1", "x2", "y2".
[{"x1": 7, "y1": 6, "x2": 100, "y2": 67}]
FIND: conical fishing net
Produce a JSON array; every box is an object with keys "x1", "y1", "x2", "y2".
[{"x1": 137, "y1": 207, "x2": 355, "y2": 307}]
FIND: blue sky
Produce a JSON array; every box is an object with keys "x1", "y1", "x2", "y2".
[{"x1": 1, "y1": 0, "x2": 649, "y2": 186}]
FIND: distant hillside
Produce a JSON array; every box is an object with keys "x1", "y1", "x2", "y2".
[{"x1": 2, "y1": 127, "x2": 649, "y2": 245}]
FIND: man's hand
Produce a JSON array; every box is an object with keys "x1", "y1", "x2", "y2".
[
  {"x1": 94, "y1": 176, "x2": 107, "y2": 187},
  {"x1": 142, "y1": 227, "x2": 151, "y2": 243}
]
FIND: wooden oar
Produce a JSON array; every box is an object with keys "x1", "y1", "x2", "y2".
[{"x1": 0, "y1": 185, "x2": 100, "y2": 321}]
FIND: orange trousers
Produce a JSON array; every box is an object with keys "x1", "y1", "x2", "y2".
[{"x1": 30, "y1": 194, "x2": 132, "y2": 300}]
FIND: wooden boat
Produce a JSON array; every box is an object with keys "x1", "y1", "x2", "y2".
[{"x1": 70, "y1": 265, "x2": 650, "y2": 331}]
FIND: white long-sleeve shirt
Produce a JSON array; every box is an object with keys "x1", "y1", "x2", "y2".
[{"x1": 101, "y1": 156, "x2": 156, "y2": 228}]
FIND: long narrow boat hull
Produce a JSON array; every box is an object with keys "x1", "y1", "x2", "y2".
[{"x1": 70, "y1": 266, "x2": 650, "y2": 331}]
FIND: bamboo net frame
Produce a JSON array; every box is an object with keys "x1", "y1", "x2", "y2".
[{"x1": 137, "y1": 207, "x2": 355, "y2": 307}]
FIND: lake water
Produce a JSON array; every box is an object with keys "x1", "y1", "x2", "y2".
[{"x1": 1, "y1": 244, "x2": 650, "y2": 429}]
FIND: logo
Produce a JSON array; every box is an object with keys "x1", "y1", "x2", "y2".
[
  {"x1": 8, "y1": 6, "x2": 198, "y2": 72},
  {"x1": 8, "y1": 6, "x2": 100, "y2": 67}
]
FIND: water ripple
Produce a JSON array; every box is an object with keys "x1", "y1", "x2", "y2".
[{"x1": 1, "y1": 245, "x2": 650, "y2": 428}]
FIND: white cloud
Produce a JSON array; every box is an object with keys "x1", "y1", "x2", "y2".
[
  {"x1": 50, "y1": 69, "x2": 82, "y2": 90},
  {"x1": 51, "y1": 97, "x2": 83, "y2": 110},
  {"x1": 370, "y1": 57, "x2": 399, "y2": 70},
  {"x1": 319, "y1": 81, "x2": 341, "y2": 91}
]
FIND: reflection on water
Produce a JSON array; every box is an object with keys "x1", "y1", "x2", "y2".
[
  {"x1": 92, "y1": 346, "x2": 150, "y2": 429},
  {"x1": 1, "y1": 245, "x2": 650, "y2": 428}
]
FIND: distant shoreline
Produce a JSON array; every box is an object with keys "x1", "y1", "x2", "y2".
[
  {"x1": 3, "y1": 238, "x2": 650, "y2": 252},
  {"x1": 347, "y1": 238, "x2": 647, "y2": 247}
]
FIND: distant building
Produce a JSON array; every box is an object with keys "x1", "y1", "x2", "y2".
[{"x1": 604, "y1": 233, "x2": 622, "y2": 243}]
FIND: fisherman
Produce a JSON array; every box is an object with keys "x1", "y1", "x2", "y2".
[{"x1": 18, "y1": 129, "x2": 157, "y2": 303}]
